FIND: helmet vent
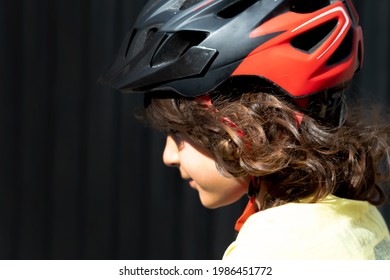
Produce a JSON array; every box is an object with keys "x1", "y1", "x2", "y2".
[
  {"x1": 291, "y1": 19, "x2": 337, "y2": 53},
  {"x1": 151, "y1": 31, "x2": 208, "y2": 67},
  {"x1": 179, "y1": 0, "x2": 205, "y2": 10},
  {"x1": 327, "y1": 27, "x2": 353, "y2": 66},
  {"x1": 217, "y1": 0, "x2": 257, "y2": 19},
  {"x1": 290, "y1": 0, "x2": 330, "y2": 13},
  {"x1": 126, "y1": 27, "x2": 159, "y2": 60}
]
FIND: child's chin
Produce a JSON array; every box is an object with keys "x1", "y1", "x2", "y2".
[{"x1": 199, "y1": 196, "x2": 225, "y2": 209}]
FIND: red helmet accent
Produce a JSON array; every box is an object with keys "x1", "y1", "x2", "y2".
[{"x1": 233, "y1": 2, "x2": 363, "y2": 97}]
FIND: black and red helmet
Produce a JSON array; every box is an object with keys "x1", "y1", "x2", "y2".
[{"x1": 100, "y1": 0, "x2": 363, "y2": 100}]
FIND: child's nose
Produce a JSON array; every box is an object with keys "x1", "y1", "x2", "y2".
[{"x1": 162, "y1": 136, "x2": 179, "y2": 167}]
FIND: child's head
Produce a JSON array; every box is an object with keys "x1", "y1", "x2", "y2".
[{"x1": 100, "y1": 0, "x2": 389, "y2": 208}]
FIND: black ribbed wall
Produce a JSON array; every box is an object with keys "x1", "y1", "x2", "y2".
[{"x1": 0, "y1": 0, "x2": 389, "y2": 259}]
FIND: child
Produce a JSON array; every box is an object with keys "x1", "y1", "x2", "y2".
[{"x1": 100, "y1": 0, "x2": 390, "y2": 259}]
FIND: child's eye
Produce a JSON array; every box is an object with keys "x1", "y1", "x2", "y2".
[
  {"x1": 167, "y1": 129, "x2": 180, "y2": 139},
  {"x1": 167, "y1": 129, "x2": 179, "y2": 135}
]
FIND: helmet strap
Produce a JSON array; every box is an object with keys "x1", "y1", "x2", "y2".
[{"x1": 235, "y1": 176, "x2": 261, "y2": 232}]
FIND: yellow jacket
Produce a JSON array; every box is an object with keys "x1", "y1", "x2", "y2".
[{"x1": 224, "y1": 195, "x2": 390, "y2": 259}]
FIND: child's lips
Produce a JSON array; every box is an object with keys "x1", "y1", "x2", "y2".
[{"x1": 188, "y1": 179, "x2": 197, "y2": 189}]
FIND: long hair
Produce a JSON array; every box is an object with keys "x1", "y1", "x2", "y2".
[{"x1": 143, "y1": 88, "x2": 390, "y2": 209}]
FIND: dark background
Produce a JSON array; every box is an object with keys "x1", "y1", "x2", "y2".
[{"x1": 0, "y1": 0, "x2": 389, "y2": 259}]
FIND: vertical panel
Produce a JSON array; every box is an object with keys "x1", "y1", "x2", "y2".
[
  {"x1": 48, "y1": 0, "x2": 86, "y2": 259},
  {"x1": 16, "y1": 0, "x2": 55, "y2": 259},
  {"x1": 83, "y1": 0, "x2": 122, "y2": 260},
  {"x1": 0, "y1": 0, "x2": 24, "y2": 259},
  {"x1": 355, "y1": 0, "x2": 390, "y2": 104}
]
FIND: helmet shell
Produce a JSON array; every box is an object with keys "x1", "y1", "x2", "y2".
[{"x1": 100, "y1": 0, "x2": 363, "y2": 99}]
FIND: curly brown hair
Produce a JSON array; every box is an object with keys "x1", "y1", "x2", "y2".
[{"x1": 143, "y1": 88, "x2": 390, "y2": 209}]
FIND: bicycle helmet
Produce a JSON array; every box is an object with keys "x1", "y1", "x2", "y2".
[{"x1": 100, "y1": 0, "x2": 363, "y2": 103}]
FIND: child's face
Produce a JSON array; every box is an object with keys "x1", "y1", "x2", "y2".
[{"x1": 163, "y1": 134, "x2": 250, "y2": 209}]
